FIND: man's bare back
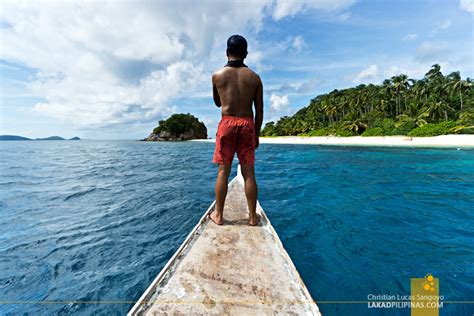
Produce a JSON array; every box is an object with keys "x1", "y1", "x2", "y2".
[{"x1": 212, "y1": 66, "x2": 262, "y2": 117}]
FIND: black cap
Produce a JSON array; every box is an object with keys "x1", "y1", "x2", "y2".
[{"x1": 226, "y1": 35, "x2": 248, "y2": 58}]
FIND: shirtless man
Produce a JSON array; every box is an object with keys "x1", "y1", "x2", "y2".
[{"x1": 209, "y1": 35, "x2": 263, "y2": 226}]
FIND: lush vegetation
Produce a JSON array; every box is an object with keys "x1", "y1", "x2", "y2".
[
  {"x1": 261, "y1": 64, "x2": 473, "y2": 137},
  {"x1": 153, "y1": 113, "x2": 207, "y2": 138}
]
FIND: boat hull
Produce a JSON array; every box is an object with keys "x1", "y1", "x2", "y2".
[{"x1": 129, "y1": 169, "x2": 320, "y2": 315}]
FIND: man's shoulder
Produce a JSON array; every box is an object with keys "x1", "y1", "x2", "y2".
[
  {"x1": 213, "y1": 65, "x2": 259, "y2": 75},
  {"x1": 246, "y1": 68, "x2": 262, "y2": 84},
  {"x1": 236, "y1": 66, "x2": 261, "y2": 84},
  {"x1": 212, "y1": 68, "x2": 225, "y2": 78},
  {"x1": 212, "y1": 66, "x2": 261, "y2": 83}
]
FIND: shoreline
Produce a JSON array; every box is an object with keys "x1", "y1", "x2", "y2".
[{"x1": 192, "y1": 134, "x2": 474, "y2": 148}]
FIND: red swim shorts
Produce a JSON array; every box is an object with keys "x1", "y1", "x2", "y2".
[{"x1": 213, "y1": 115, "x2": 256, "y2": 165}]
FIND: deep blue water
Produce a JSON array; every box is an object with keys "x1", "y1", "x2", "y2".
[{"x1": 1, "y1": 140, "x2": 473, "y2": 315}]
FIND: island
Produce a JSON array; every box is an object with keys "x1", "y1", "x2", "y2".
[
  {"x1": 261, "y1": 64, "x2": 473, "y2": 137},
  {"x1": 142, "y1": 113, "x2": 207, "y2": 141},
  {"x1": 0, "y1": 135, "x2": 32, "y2": 141},
  {"x1": 36, "y1": 136, "x2": 66, "y2": 140},
  {"x1": 0, "y1": 135, "x2": 81, "y2": 141}
]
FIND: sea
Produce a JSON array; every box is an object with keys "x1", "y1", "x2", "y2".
[{"x1": 1, "y1": 140, "x2": 473, "y2": 315}]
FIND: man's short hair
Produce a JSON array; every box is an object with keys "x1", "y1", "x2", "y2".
[{"x1": 226, "y1": 35, "x2": 248, "y2": 59}]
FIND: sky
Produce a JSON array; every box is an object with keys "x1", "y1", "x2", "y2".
[{"x1": 0, "y1": 0, "x2": 473, "y2": 140}]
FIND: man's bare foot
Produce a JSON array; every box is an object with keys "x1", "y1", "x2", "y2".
[
  {"x1": 209, "y1": 209, "x2": 224, "y2": 225},
  {"x1": 248, "y1": 213, "x2": 259, "y2": 226}
]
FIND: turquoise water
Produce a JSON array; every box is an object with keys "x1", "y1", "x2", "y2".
[{"x1": 1, "y1": 140, "x2": 473, "y2": 315}]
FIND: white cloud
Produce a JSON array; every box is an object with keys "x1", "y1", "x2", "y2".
[
  {"x1": 383, "y1": 65, "x2": 426, "y2": 79},
  {"x1": 376, "y1": 59, "x2": 468, "y2": 83},
  {"x1": 460, "y1": 0, "x2": 474, "y2": 13},
  {"x1": 272, "y1": 0, "x2": 356, "y2": 20},
  {"x1": 391, "y1": 62, "x2": 455, "y2": 78},
  {"x1": 384, "y1": 66, "x2": 407, "y2": 78},
  {"x1": 245, "y1": 50, "x2": 273, "y2": 72},
  {"x1": 261, "y1": 35, "x2": 309, "y2": 57},
  {"x1": 0, "y1": 1, "x2": 270, "y2": 129},
  {"x1": 269, "y1": 94, "x2": 290, "y2": 111},
  {"x1": 402, "y1": 33, "x2": 418, "y2": 41},
  {"x1": 353, "y1": 64, "x2": 378, "y2": 83},
  {"x1": 292, "y1": 35, "x2": 305, "y2": 52}
]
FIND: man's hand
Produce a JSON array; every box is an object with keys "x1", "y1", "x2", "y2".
[{"x1": 255, "y1": 133, "x2": 259, "y2": 149}]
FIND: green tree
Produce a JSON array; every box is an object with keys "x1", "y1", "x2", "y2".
[
  {"x1": 153, "y1": 113, "x2": 207, "y2": 138},
  {"x1": 444, "y1": 71, "x2": 470, "y2": 111},
  {"x1": 396, "y1": 102, "x2": 429, "y2": 128},
  {"x1": 391, "y1": 74, "x2": 409, "y2": 115}
]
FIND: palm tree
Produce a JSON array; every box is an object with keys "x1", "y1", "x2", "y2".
[
  {"x1": 364, "y1": 84, "x2": 378, "y2": 113},
  {"x1": 348, "y1": 87, "x2": 364, "y2": 118},
  {"x1": 321, "y1": 97, "x2": 330, "y2": 124},
  {"x1": 425, "y1": 64, "x2": 445, "y2": 99},
  {"x1": 428, "y1": 100, "x2": 451, "y2": 121},
  {"x1": 325, "y1": 105, "x2": 337, "y2": 124},
  {"x1": 451, "y1": 109, "x2": 474, "y2": 133},
  {"x1": 342, "y1": 112, "x2": 368, "y2": 134},
  {"x1": 400, "y1": 74, "x2": 410, "y2": 111},
  {"x1": 391, "y1": 74, "x2": 409, "y2": 116},
  {"x1": 426, "y1": 64, "x2": 442, "y2": 81},
  {"x1": 445, "y1": 71, "x2": 469, "y2": 111},
  {"x1": 396, "y1": 102, "x2": 429, "y2": 128},
  {"x1": 459, "y1": 109, "x2": 474, "y2": 124},
  {"x1": 426, "y1": 64, "x2": 442, "y2": 90},
  {"x1": 338, "y1": 93, "x2": 349, "y2": 117},
  {"x1": 382, "y1": 79, "x2": 394, "y2": 116},
  {"x1": 411, "y1": 79, "x2": 429, "y2": 106}
]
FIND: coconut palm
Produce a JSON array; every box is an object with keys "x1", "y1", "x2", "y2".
[
  {"x1": 426, "y1": 64, "x2": 442, "y2": 81},
  {"x1": 411, "y1": 79, "x2": 429, "y2": 105},
  {"x1": 382, "y1": 79, "x2": 395, "y2": 115},
  {"x1": 445, "y1": 71, "x2": 470, "y2": 111},
  {"x1": 451, "y1": 109, "x2": 474, "y2": 133},
  {"x1": 340, "y1": 111, "x2": 366, "y2": 134},
  {"x1": 391, "y1": 74, "x2": 409, "y2": 116},
  {"x1": 428, "y1": 100, "x2": 451, "y2": 121},
  {"x1": 396, "y1": 103, "x2": 429, "y2": 128}
]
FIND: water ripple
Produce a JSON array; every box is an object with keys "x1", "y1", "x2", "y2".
[{"x1": 0, "y1": 140, "x2": 473, "y2": 315}]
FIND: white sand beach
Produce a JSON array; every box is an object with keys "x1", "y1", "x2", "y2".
[{"x1": 192, "y1": 134, "x2": 474, "y2": 147}]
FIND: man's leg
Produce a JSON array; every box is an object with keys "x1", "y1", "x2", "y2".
[
  {"x1": 241, "y1": 164, "x2": 258, "y2": 226},
  {"x1": 210, "y1": 163, "x2": 232, "y2": 225}
]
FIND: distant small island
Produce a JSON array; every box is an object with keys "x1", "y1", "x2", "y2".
[
  {"x1": 0, "y1": 135, "x2": 81, "y2": 141},
  {"x1": 142, "y1": 113, "x2": 207, "y2": 141}
]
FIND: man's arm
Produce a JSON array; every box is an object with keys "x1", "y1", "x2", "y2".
[
  {"x1": 212, "y1": 74, "x2": 221, "y2": 108},
  {"x1": 254, "y1": 77, "x2": 263, "y2": 149}
]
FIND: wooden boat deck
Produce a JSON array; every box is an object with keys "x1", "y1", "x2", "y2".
[{"x1": 129, "y1": 167, "x2": 320, "y2": 315}]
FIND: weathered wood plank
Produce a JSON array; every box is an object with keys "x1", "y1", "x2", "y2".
[{"x1": 129, "y1": 167, "x2": 320, "y2": 315}]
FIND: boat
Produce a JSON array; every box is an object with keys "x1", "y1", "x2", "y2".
[{"x1": 128, "y1": 165, "x2": 321, "y2": 315}]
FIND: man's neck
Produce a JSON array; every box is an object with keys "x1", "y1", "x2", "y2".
[{"x1": 225, "y1": 59, "x2": 247, "y2": 68}]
